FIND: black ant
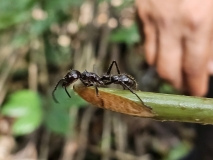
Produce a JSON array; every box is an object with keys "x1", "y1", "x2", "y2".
[{"x1": 52, "y1": 61, "x2": 145, "y2": 106}]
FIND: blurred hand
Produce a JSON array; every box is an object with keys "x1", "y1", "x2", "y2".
[{"x1": 136, "y1": 0, "x2": 213, "y2": 96}]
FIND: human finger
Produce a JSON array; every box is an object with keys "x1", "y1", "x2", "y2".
[
  {"x1": 143, "y1": 18, "x2": 157, "y2": 65},
  {"x1": 136, "y1": 0, "x2": 157, "y2": 65},
  {"x1": 156, "y1": 24, "x2": 182, "y2": 89},
  {"x1": 183, "y1": 38, "x2": 211, "y2": 96},
  {"x1": 208, "y1": 59, "x2": 213, "y2": 74},
  {"x1": 208, "y1": 44, "x2": 213, "y2": 74}
]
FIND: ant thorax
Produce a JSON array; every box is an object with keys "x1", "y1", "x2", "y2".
[
  {"x1": 80, "y1": 71, "x2": 104, "y2": 86},
  {"x1": 100, "y1": 74, "x2": 111, "y2": 81}
]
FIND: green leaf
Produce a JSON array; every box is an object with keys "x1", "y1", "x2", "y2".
[
  {"x1": 159, "y1": 83, "x2": 179, "y2": 94},
  {"x1": 45, "y1": 106, "x2": 70, "y2": 134},
  {"x1": 2, "y1": 90, "x2": 41, "y2": 117},
  {"x1": 12, "y1": 114, "x2": 42, "y2": 136},
  {"x1": 52, "y1": 86, "x2": 87, "y2": 108},
  {"x1": 164, "y1": 142, "x2": 191, "y2": 160},
  {"x1": 2, "y1": 90, "x2": 42, "y2": 135},
  {"x1": 45, "y1": 86, "x2": 87, "y2": 134},
  {"x1": 109, "y1": 24, "x2": 140, "y2": 45}
]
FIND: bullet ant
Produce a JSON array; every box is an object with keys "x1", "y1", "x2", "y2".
[{"x1": 52, "y1": 61, "x2": 145, "y2": 105}]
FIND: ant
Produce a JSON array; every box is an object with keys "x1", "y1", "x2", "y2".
[{"x1": 52, "y1": 61, "x2": 145, "y2": 106}]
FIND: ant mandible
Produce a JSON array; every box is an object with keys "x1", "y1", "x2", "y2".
[{"x1": 52, "y1": 61, "x2": 145, "y2": 105}]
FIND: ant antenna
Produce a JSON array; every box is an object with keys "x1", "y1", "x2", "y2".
[{"x1": 52, "y1": 79, "x2": 64, "y2": 103}]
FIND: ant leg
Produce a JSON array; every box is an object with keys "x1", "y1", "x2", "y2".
[
  {"x1": 106, "y1": 60, "x2": 121, "y2": 75},
  {"x1": 81, "y1": 81, "x2": 88, "y2": 86},
  {"x1": 65, "y1": 87, "x2": 71, "y2": 98},
  {"x1": 87, "y1": 80, "x2": 94, "y2": 87},
  {"x1": 81, "y1": 80, "x2": 92, "y2": 87},
  {"x1": 120, "y1": 82, "x2": 145, "y2": 106},
  {"x1": 94, "y1": 85, "x2": 99, "y2": 97}
]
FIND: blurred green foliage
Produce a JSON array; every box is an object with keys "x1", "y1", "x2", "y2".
[
  {"x1": 163, "y1": 142, "x2": 191, "y2": 160},
  {"x1": 0, "y1": 0, "x2": 86, "y2": 136},
  {"x1": 0, "y1": 0, "x2": 33, "y2": 29},
  {"x1": 0, "y1": 0, "x2": 83, "y2": 47},
  {"x1": 0, "y1": 0, "x2": 179, "y2": 134},
  {"x1": 0, "y1": 0, "x2": 188, "y2": 159},
  {"x1": 45, "y1": 88, "x2": 87, "y2": 134},
  {"x1": 2, "y1": 90, "x2": 42, "y2": 135},
  {"x1": 1, "y1": 88, "x2": 87, "y2": 135},
  {"x1": 159, "y1": 83, "x2": 179, "y2": 94},
  {"x1": 109, "y1": 23, "x2": 140, "y2": 45}
]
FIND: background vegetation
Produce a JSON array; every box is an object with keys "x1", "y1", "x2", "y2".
[{"x1": 0, "y1": 0, "x2": 196, "y2": 159}]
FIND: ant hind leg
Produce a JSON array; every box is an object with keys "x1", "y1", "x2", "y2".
[
  {"x1": 106, "y1": 60, "x2": 121, "y2": 75},
  {"x1": 120, "y1": 82, "x2": 145, "y2": 106}
]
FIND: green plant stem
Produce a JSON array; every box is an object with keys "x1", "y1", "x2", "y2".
[
  {"x1": 74, "y1": 85, "x2": 213, "y2": 124},
  {"x1": 102, "y1": 88, "x2": 213, "y2": 124}
]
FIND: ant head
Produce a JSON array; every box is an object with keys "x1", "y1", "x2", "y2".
[
  {"x1": 62, "y1": 70, "x2": 81, "y2": 87},
  {"x1": 52, "y1": 70, "x2": 81, "y2": 103}
]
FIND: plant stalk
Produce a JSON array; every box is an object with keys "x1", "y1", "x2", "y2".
[{"x1": 73, "y1": 85, "x2": 213, "y2": 124}]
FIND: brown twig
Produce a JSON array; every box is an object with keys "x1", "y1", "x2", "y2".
[
  {"x1": 89, "y1": 145, "x2": 151, "y2": 160},
  {"x1": 75, "y1": 106, "x2": 96, "y2": 160},
  {"x1": 112, "y1": 113, "x2": 127, "y2": 154},
  {"x1": 101, "y1": 110, "x2": 112, "y2": 160},
  {"x1": 61, "y1": 107, "x2": 78, "y2": 160}
]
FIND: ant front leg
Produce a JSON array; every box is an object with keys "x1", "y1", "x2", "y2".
[
  {"x1": 106, "y1": 60, "x2": 121, "y2": 75},
  {"x1": 81, "y1": 79, "x2": 99, "y2": 97}
]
